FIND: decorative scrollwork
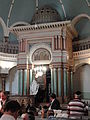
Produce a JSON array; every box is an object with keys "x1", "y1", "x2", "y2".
[{"x1": 86, "y1": 0, "x2": 90, "y2": 7}]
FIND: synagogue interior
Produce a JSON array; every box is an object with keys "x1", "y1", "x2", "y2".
[{"x1": 0, "y1": 0, "x2": 90, "y2": 118}]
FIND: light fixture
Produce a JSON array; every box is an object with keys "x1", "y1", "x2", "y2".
[{"x1": 33, "y1": 65, "x2": 47, "y2": 78}]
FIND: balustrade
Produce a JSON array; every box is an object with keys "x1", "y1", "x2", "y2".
[
  {"x1": 73, "y1": 39, "x2": 90, "y2": 52},
  {"x1": 0, "y1": 42, "x2": 18, "y2": 54}
]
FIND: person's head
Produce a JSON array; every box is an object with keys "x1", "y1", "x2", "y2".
[
  {"x1": 0, "y1": 91, "x2": 7, "y2": 101},
  {"x1": 50, "y1": 93, "x2": 56, "y2": 102},
  {"x1": 4, "y1": 100, "x2": 21, "y2": 119},
  {"x1": 43, "y1": 105, "x2": 48, "y2": 111},
  {"x1": 74, "y1": 91, "x2": 81, "y2": 99},
  {"x1": 28, "y1": 111, "x2": 35, "y2": 120}
]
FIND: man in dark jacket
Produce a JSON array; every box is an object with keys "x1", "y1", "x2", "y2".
[{"x1": 49, "y1": 93, "x2": 60, "y2": 110}]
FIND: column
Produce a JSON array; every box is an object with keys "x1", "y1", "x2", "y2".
[
  {"x1": 22, "y1": 69, "x2": 24, "y2": 95},
  {"x1": 51, "y1": 68, "x2": 54, "y2": 93},
  {"x1": 66, "y1": 70, "x2": 69, "y2": 96},
  {"x1": 63, "y1": 68, "x2": 67, "y2": 96},
  {"x1": 27, "y1": 69, "x2": 30, "y2": 95},
  {"x1": 57, "y1": 68, "x2": 62, "y2": 96},
  {"x1": 29, "y1": 69, "x2": 33, "y2": 95},
  {"x1": 24, "y1": 69, "x2": 27, "y2": 95},
  {"x1": 63, "y1": 36, "x2": 66, "y2": 50},
  {"x1": 18, "y1": 70, "x2": 23, "y2": 95},
  {"x1": 53, "y1": 68, "x2": 57, "y2": 96},
  {"x1": 58, "y1": 35, "x2": 61, "y2": 50},
  {"x1": 71, "y1": 71, "x2": 73, "y2": 96}
]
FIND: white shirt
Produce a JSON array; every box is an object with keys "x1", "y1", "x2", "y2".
[
  {"x1": 48, "y1": 99, "x2": 55, "y2": 110},
  {"x1": 30, "y1": 80, "x2": 39, "y2": 95},
  {"x1": 0, "y1": 114, "x2": 15, "y2": 120}
]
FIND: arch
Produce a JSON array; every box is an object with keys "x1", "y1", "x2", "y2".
[
  {"x1": 74, "y1": 62, "x2": 89, "y2": 72},
  {"x1": 30, "y1": 43, "x2": 52, "y2": 65},
  {"x1": 9, "y1": 66, "x2": 17, "y2": 74},
  {"x1": 71, "y1": 14, "x2": 90, "y2": 27},
  {"x1": 73, "y1": 63, "x2": 90, "y2": 99},
  {"x1": 0, "y1": 17, "x2": 9, "y2": 37},
  {"x1": 8, "y1": 66, "x2": 18, "y2": 95},
  {"x1": 10, "y1": 21, "x2": 30, "y2": 27}
]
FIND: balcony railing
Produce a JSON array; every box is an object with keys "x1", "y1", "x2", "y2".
[
  {"x1": 0, "y1": 42, "x2": 18, "y2": 54},
  {"x1": 73, "y1": 39, "x2": 90, "y2": 52}
]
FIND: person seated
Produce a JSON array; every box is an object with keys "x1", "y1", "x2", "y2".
[
  {"x1": 48, "y1": 93, "x2": 61, "y2": 110},
  {"x1": 41, "y1": 105, "x2": 48, "y2": 118},
  {"x1": 28, "y1": 111, "x2": 35, "y2": 120},
  {"x1": 21, "y1": 112, "x2": 35, "y2": 120},
  {"x1": 21, "y1": 113, "x2": 29, "y2": 120},
  {"x1": 27, "y1": 105, "x2": 37, "y2": 116},
  {"x1": 47, "y1": 109, "x2": 57, "y2": 120},
  {"x1": 67, "y1": 91, "x2": 88, "y2": 118},
  {"x1": 20, "y1": 106, "x2": 29, "y2": 120},
  {"x1": 21, "y1": 106, "x2": 35, "y2": 120},
  {"x1": 0, "y1": 100, "x2": 21, "y2": 120}
]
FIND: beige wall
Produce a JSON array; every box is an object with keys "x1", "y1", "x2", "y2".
[{"x1": 73, "y1": 64, "x2": 90, "y2": 99}]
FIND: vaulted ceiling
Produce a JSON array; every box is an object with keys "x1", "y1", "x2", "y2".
[{"x1": 0, "y1": 0, "x2": 90, "y2": 43}]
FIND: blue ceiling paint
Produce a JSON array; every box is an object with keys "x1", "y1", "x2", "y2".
[
  {"x1": 0, "y1": 0, "x2": 90, "y2": 42},
  {"x1": 76, "y1": 19, "x2": 90, "y2": 39}
]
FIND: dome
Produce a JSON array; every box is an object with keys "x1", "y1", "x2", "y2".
[
  {"x1": 31, "y1": 6, "x2": 61, "y2": 25},
  {"x1": 0, "y1": 0, "x2": 90, "y2": 41}
]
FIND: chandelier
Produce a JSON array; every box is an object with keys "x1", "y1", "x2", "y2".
[{"x1": 33, "y1": 65, "x2": 47, "y2": 78}]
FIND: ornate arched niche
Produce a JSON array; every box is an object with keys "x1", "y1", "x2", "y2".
[
  {"x1": 30, "y1": 45, "x2": 52, "y2": 93},
  {"x1": 30, "y1": 44, "x2": 52, "y2": 65},
  {"x1": 32, "y1": 48, "x2": 51, "y2": 64}
]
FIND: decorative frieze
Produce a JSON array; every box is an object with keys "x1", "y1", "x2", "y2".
[{"x1": 10, "y1": 21, "x2": 71, "y2": 33}]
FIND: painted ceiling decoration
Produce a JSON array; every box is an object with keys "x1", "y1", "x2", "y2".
[
  {"x1": 7, "y1": 0, "x2": 15, "y2": 27},
  {"x1": 86, "y1": 0, "x2": 90, "y2": 7},
  {"x1": 0, "y1": 0, "x2": 90, "y2": 43},
  {"x1": 59, "y1": 0, "x2": 67, "y2": 19}
]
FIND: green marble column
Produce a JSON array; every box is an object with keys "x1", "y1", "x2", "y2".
[
  {"x1": 29, "y1": 69, "x2": 32, "y2": 84},
  {"x1": 58, "y1": 68, "x2": 62, "y2": 96},
  {"x1": 29, "y1": 69, "x2": 32, "y2": 95},
  {"x1": 71, "y1": 71, "x2": 73, "y2": 96},
  {"x1": 53, "y1": 68, "x2": 57, "y2": 96},
  {"x1": 64, "y1": 68, "x2": 67, "y2": 96},
  {"x1": 66, "y1": 70, "x2": 69, "y2": 96},
  {"x1": 51, "y1": 68, "x2": 54, "y2": 93},
  {"x1": 18, "y1": 70, "x2": 23, "y2": 95},
  {"x1": 24, "y1": 69, "x2": 27, "y2": 95}
]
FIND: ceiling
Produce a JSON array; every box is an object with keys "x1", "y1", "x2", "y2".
[{"x1": 0, "y1": 0, "x2": 90, "y2": 43}]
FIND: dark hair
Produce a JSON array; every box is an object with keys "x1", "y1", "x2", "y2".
[
  {"x1": 28, "y1": 111, "x2": 35, "y2": 120},
  {"x1": 4, "y1": 100, "x2": 21, "y2": 113},
  {"x1": 75, "y1": 91, "x2": 81, "y2": 95},
  {"x1": 43, "y1": 105, "x2": 48, "y2": 113},
  {"x1": 50, "y1": 93, "x2": 56, "y2": 99}
]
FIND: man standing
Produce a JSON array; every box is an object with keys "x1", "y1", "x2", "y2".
[
  {"x1": 0, "y1": 91, "x2": 9, "y2": 117},
  {"x1": 67, "y1": 91, "x2": 88, "y2": 117}
]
